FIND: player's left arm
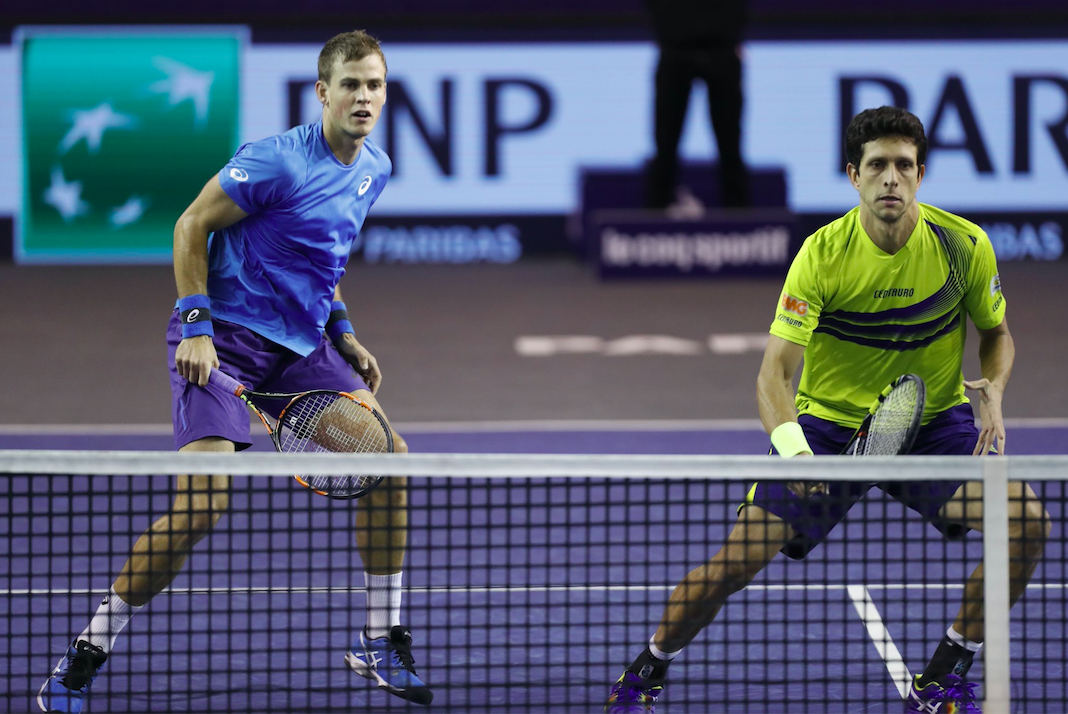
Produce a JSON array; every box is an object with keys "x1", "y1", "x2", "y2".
[
  {"x1": 333, "y1": 155, "x2": 391, "y2": 394},
  {"x1": 331, "y1": 284, "x2": 382, "y2": 395},
  {"x1": 961, "y1": 229, "x2": 1012, "y2": 456},
  {"x1": 965, "y1": 318, "x2": 1014, "y2": 456}
]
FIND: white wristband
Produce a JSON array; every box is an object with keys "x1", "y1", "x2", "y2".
[{"x1": 770, "y1": 421, "x2": 813, "y2": 458}]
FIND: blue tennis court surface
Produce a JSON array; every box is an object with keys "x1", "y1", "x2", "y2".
[{"x1": 1, "y1": 423, "x2": 1066, "y2": 712}]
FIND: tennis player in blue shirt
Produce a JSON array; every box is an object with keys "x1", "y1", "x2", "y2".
[{"x1": 39, "y1": 30, "x2": 432, "y2": 712}]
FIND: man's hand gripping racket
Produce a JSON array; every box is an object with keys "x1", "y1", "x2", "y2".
[
  {"x1": 789, "y1": 374, "x2": 926, "y2": 498},
  {"x1": 208, "y1": 368, "x2": 393, "y2": 499}
]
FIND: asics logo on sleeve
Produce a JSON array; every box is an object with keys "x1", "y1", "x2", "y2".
[
  {"x1": 229, "y1": 168, "x2": 249, "y2": 182},
  {"x1": 358, "y1": 175, "x2": 373, "y2": 196}
]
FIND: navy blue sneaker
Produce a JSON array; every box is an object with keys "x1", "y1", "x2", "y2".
[
  {"x1": 345, "y1": 625, "x2": 433, "y2": 705},
  {"x1": 37, "y1": 640, "x2": 108, "y2": 713}
]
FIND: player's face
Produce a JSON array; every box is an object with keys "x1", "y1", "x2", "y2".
[
  {"x1": 317, "y1": 54, "x2": 387, "y2": 140},
  {"x1": 848, "y1": 137, "x2": 925, "y2": 225}
]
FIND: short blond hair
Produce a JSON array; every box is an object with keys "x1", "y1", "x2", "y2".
[{"x1": 318, "y1": 30, "x2": 387, "y2": 84}]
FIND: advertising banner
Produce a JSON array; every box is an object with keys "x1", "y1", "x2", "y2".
[
  {"x1": 16, "y1": 27, "x2": 244, "y2": 263},
  {"x1": 5, "y1": 36, "x2": 1067, "y2": 262},
  {"x1": 271, "y1": 40, "x2": 1068, "y2": 216},
  {"x1": 595, "y1": 210, "x2": 796, "y2": 278}
]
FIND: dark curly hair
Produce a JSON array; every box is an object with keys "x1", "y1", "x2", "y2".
[{"x1": 845, "y1": 106, "x2": 927, "y2": 169}]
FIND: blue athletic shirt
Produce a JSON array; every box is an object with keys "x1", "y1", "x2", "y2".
[{"x1": 206, "y1": 120, "x2": 391, "y2": 356}]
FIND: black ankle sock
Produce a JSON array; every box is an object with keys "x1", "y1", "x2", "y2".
[
  {"x1": 627, "y1": 648, "x2": 671, "y2": 682},
  {"x1": 918, "y1": 634, "x2": 976, "y2": 686}
]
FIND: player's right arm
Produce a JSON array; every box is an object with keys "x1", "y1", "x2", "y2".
[
  {"x1": 760, "y1": 233, "x2": 825, "y2": 457},
  {"x1": 173, "y1": 175, "x2": 249, "y2": 386},
  {"x1": 758, "y1": 336, "x2": 817, "y2": 497},
  {"x1": 757, "y1": 232, "x2": 827, "y2": 494},
  {"x1": 756, "y1": 335, "x2": 808, "y2": 442},
  {"x1": 757, "y1": 336, "x2": 818, "y2": 500}
]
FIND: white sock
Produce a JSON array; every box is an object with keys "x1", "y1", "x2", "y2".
[
  {"x1": 649, "y1": 635, "x2": 680, "y2": 661},
  {"x1": 77, "y1": 588, "x2": 143, "y2": 654},
  {"x1": 947, "y1": 626, "x2": 983, "y2": 653},
  {"x1": 365, "y1": 572, "x2": 403, "y2": 640}
]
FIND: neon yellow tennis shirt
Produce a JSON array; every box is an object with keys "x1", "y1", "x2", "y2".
[{"x1": 769, "y1": 203, "x2": 1005, "y2": 428}]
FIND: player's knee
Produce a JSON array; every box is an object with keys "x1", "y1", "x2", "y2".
[
  {"x1": 392, "y1": 432, "x2": 408, "y2": 454},
  {"x1": 163, "y1": 511, "x2": 223, "y2": 550},
  {"x1": 380, "y1": 476, "x2": 408, "y2": 507},
  {"x1": 170, "y1": 494, "x2": 228, "y2": 540},
  {"x1": 720, "y1": 565, "x2": 759, "y2": 595},
  {"x1": 189, "y1": 499, "x2": 227, "y2": 532},
  {"x1": 716, "y1": 551, "x2": 766, "y2": 595},
  {"x1": 1023, "y1": 504, "x2": 1051, "y2": 549},
  {"x1": 188, "y1": 511, "x2": 224, "y2": 537},
  {"x1": 1011, "y1": 501, "x2": 1050, "y2": 557}
]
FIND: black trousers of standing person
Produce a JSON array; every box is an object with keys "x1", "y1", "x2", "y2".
[{"x1": 646, "y1": 43, "x2": 749, "y2": 209}]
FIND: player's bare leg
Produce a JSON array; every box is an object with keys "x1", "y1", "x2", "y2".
[
  {"x1": 654, "y1": 504, "x2": 795, "y2": 652},
  {"x1": 939, "y1": 480, "x2": 1049, "y2": 641},
  {"x1": 906, "y1": 480, "x2": 1049, "y2": 712},
  {"x1": 115, "y1": 438, "x2": 234, "y2": 606},
  {"x1": 606, "y1": 505, "x2": 795, "y2": 713},
  {"x1": 352, "y1": 392, "x2": 408, "y2": 576},
  {"x1": 38, "y1": 437, "x2": 232, "y2": 713},
  {"x1": 345, "y1": 391, "x2": 431, "y2": 705}
]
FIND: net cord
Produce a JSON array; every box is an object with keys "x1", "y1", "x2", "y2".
[{"x1": 2, "y1": 449, "x2": 1067, "y2": 480}]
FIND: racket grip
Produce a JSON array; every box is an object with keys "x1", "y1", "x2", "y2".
[{"x1": 208, "y1": 368, "x2": 246, "y2": 396}]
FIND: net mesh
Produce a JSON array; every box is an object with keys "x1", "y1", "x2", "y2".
[{"x1": 1, "y1": 452, "x2": 1064, "y2": 713}]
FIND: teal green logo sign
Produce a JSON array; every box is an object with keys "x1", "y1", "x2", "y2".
[{"x1": 18, "y1": 28, "x2": 244, "y2": 263}]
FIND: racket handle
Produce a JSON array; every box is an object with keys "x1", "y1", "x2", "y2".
[{"x1": 208, "y1": 368, "x2": 247, "y2": 396}]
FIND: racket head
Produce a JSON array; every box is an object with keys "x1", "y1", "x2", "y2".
[
  {"x1": 274, "y1": 390, "x2": 393, "y2": 499},
  {"x1": 845, "y1": 374, "x2": 926, "y2": 456}
]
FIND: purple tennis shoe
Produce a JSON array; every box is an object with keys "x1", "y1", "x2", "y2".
[
  {"x1": 605, "y1": 670, "x2": 662, "y2": 713},
  {"x1": 905, "y1": 674, "x2": 981, "y2": 713}
]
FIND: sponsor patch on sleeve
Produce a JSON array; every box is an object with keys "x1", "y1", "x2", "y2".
[
  {"x1": 780, "y1": 293, "x2": 808, "y2": 316},
  {"x1": 989, "y1": 273, "x2": 1002, "y2": 296}
]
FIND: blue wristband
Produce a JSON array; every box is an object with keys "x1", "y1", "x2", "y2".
[
  {"x1": 326, "y1": 300, "x2": 354, "y2": 343},
  {"x1": 178, "y1": 294, "x2": 214, "y2": 339}
]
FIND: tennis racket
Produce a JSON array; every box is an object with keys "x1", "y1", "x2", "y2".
[
  {"x1": 843, "y1": 373, "x2": 926, "y2": 456},
  {"x1": 207, "y1": 368, "x2": 393, "y2": 499}
]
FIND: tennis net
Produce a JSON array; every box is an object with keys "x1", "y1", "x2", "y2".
[{"x1": 1, "y1": 451, "x2": 1065, "y2": 713}]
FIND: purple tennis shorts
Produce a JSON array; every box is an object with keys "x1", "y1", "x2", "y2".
[
  {"x1": 749, "y1": 403, "x2": 988, "y2": 559},
  {"x1": 167, "y1": 312, "x2": 370, "y2": 450}
]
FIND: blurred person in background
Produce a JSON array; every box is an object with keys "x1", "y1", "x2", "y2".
[{"x1": 644, "y1": 0, "x2": 750, "y2": 213}]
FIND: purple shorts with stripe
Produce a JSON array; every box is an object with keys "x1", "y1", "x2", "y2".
[
  {"x1": 167, "y1": 312, "x2": 369, "y2": 451},
  {"x1": 750, "y1": 403, "x2": 985, "y2": 559}
]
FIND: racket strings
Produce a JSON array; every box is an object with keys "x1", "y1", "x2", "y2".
[
  {"x1": 278, "y1": 392, "x2": 390, "y2": 496},
  {"x1": 862, "y1": 380, "x2": 922, "y2": 456}
]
